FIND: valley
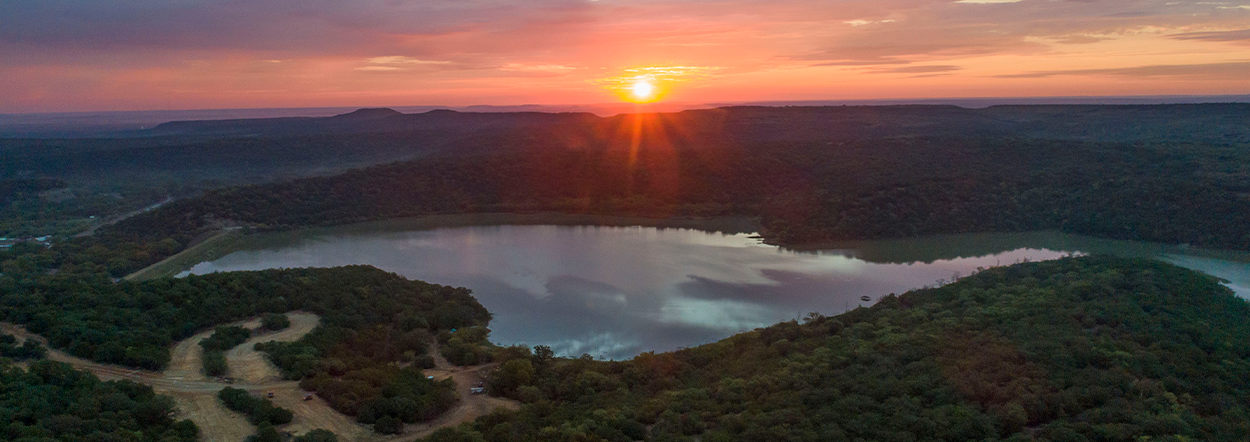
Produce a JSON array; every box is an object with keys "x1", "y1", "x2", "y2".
[{"x1": 2, "y1": 104, "x2": 1249, "y2": 442}]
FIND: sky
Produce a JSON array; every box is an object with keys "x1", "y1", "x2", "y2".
[{"x1": 1, "y1": 0, "x2": 1248, "y2": 112}]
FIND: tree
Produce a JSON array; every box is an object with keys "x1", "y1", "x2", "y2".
[
  {"x1": 248, "y1": 422, "x2": 282, "y2": 442},
  {"x1": 488, "y1": 359, "x2": 534, "y2": 397},
  {"x1": 532, "y1": 345, "x2": 554, "y2": 369}
]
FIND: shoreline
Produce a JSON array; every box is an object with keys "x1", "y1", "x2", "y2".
[
  {"x1": 126, "y1": 213, "x2": 1250, "y2": 284},
  {"x1": 313, "y1": 212, "x2": 762, "y2": 235},
  {"x1": 124, "y1": 213, "x2": 762, "y2": 281},
  {"x1": 124, "y1": 229, "x2": 245, "y2": 282}
]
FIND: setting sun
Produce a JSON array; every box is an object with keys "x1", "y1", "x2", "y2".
[{"x1": 631, "y1": 81, "x2": 656, "y2": 101}]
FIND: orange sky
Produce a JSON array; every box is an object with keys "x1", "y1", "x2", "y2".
[{"x1": 1, "y1": 0, "x2": 1248, "y2": 112}]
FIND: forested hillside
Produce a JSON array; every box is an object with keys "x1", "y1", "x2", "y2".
[
  {"x1": 4, "y1": 104, "x2": 1246, "y2": 252},
  {"x1": 100, "y1": 132, "x2": 1250, "y2": 276},
  {"x1": 426, "y1": 256, "x2": 1250, "y2": 442}
]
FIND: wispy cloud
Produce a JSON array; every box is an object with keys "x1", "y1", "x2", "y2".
[
  {"x1": 1170, "y1": 28, "x2": 1250, "y2": 43},
  {"x1": 869, "y1": 65, "x2": 963, "y2": 74},
  {"x1": 366, "y1": 56, "x2": 452, "y2": 65},
  {"x1": 997, "y1": 61, "x2": 1250, "y2": 78},
  {"x1": 500, "y1": 64, "x2": 578, "y2": 72}
]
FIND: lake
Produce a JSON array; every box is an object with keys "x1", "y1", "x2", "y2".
[{"x1": 180, "y1": 219, "x2": 1250, "y2": 359}]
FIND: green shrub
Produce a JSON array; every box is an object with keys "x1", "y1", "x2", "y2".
[
  {"x1": 200, "y1": 326, "x2": 251, "y2": 351},
  {"x1": 203, "y1": 350, "x2": 228, "y2": 377},
  {"x1": 261, "y1": 313, "x2": 291, "y2": 331},
  {"x1": 217, "y1": 387, "x2": 294, "y2": 425}
]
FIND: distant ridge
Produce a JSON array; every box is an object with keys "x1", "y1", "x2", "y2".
[
  {"x1": 65, "y1": 103, "x2": 1247, "y2": 144},
  {"x1": 327, "y1": 107, "x2": 403, "y2": 121},
  {"x1": 144, "y1": 108, "x2": 602, "y2": 137},
  {"x1": 4, "y1": 94, "x2": 1249, "y2": 138}
]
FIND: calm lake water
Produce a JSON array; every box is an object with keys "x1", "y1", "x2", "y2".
[{"x1": 181, "y1": 222, "x2": 1250, "y2": 359}]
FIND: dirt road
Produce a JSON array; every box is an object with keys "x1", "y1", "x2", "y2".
[
  {"x1": 1, "y1": 314, "x2": 519, "y2": 442},
  {"x1": 73, "y1": 196, "x2": 173, "y2": 238},
  {"x1": 225, "y1": 313, "x2": 321, "y2": 384},
  {"x1": 2, "y1": 314, "x2": 322, "y2": 442}
]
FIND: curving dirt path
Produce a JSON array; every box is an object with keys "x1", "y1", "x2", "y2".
[
  {"x1": 166, "y1": 312, "x2": 323, "y2": 442},
  {"x1": 1, "y1": 314, "x2": 324, "y2": 442},
  {"x1": 2, "y1": 316, "x2": 520, "y2": 442},
  {"x1": 224, "y1": 313, "x2": 321, "y2": 384}
]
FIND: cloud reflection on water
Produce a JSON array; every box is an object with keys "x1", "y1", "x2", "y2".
[{"x1": 182, "y1": 225, "x2": 1249, "y2": 359}]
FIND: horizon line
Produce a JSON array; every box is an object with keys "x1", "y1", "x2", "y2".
[{"x1": 5, "y1": 93, "x2": 1250, "y2": 118}]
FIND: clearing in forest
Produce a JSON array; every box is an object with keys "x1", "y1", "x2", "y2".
[{"x1": 2, "y1": 312, "x2": 520, "y2": 442}]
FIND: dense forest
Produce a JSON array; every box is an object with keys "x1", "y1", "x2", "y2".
[
  {"x1": 3, "y1": 105, "x2": 1247, "y2": 276},
  {"x1": 101, "y1": 132, "x2": 1250, "y2": 274},
  {"x1": 422, "y1": 256, "x2": 1250, "y2": 442},
  {"x1": 0, "y1": 359, "x2": 199, "y2": 442},
  {"x1": 3, "y1": 104, "x2": 1246, "y2": 239}
]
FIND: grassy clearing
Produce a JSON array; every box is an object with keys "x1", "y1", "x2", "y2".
[{"x1": 125, "y1": 229, "x2": 244, "y2": 281}]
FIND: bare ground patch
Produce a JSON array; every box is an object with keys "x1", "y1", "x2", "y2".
[
  {"x1": 170, "y1": 391, "x2": 255, "y2": 442},
  {"x1": 225, "y1": 312, "x2": 321, "y2": 384}
]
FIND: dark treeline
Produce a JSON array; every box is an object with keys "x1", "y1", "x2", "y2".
[
  {"x1": 104, "y1": 132, "x2": 1250, "y2": 268},
  {"x1": 0, "y1": 359, "x2": 199, "y2": 442},
  {"x1": 425, "y1": 256, "x2": 1250, "y2": 442}
]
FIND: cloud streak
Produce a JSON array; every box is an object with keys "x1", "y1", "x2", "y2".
[{"x1": 997, "y1": 61, "x2": 1250, "y2": 78}]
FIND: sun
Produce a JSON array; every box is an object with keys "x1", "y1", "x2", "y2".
[
  {"x1": 631, "y1": 81, "x2": 656, "y2": 101},
  {"x1": 604, "y1": 71, "x2": 670, "y2": 103}
]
